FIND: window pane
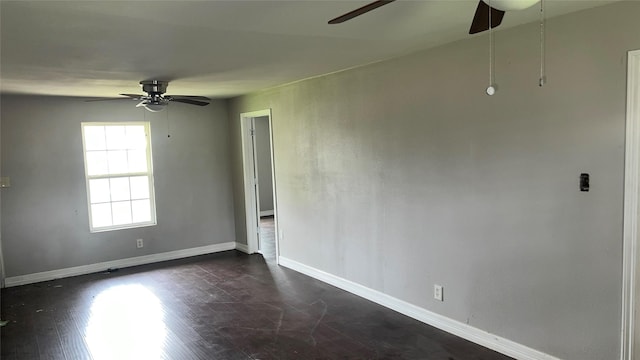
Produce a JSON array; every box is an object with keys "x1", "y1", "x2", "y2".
[
  {"x1": 128, "y1": 150, "x2": 147, "y2": 173},
  {"x1": 110, "y1": 177, "x2": 130, "y2": 202},
  {"x1": 86, "y1": 151, "x2": 109, "y2": 176},
  {"x1": 82, "y1": 122, "x2": 156, "y2": 232},
  {"x1": 91, "y1": 203, "x2": 113, "y2": 228},
  {"x1": 89, "y1": 179, "x2": 111, "y2": 204},
  {"x1": 126, "y1": 126, "x2": 147, "y2": 149},
  {"x1": 132, "y1": 199, "x2": 151, "y2": 223},
  {"x1": 130, "y1": 176, "x2": 150, "y2": 200},
  {"x1": 84, "y1": 126, "x2": 106, "y2": 151},
  {"x1": 112, "y1": 201, "x2": 132, "y2": 225},
  {"x1": 107, "y1": 150, "x2": 128, "y2": 174},
  {"x1": 105, "y1": 126, "x2": 127, "y2": 150}
]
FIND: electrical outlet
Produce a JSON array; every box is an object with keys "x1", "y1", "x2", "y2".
[
  {"x1": 136, "y1": 239, "x2": 144, "y2": 248},
  {"x1": 434, "y1": 284, "x2": 444, "y2": 301}
]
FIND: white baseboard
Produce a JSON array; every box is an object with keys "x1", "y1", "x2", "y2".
[
  {"x1": 278, "y1": 256, "x2": 561, "y2": 360},
  {"x1": 260, "y1": 210, "x2": 274, "y2": 217},
  {"x1": 235, "y1": 242, "x2": 250, "y2": 254},
  {"x1": 5, "y1": 242, "x2": 237, "y2": 287}
]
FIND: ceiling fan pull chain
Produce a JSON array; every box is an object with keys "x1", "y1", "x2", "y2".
[
  {"x1": 486, "y1": 0, "x2": 496, "y2": 96},
  {"x1": 539, "y1": 0, "x2": 546, "y2": 87},
  {"x1": 167, "y1": 104, "x2": 171, "y2": 138},
  {"x1": 489, "y1": 2, "x2": 492, "y2": 85}
]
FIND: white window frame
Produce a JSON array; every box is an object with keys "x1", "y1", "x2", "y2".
[{"x1": 81, "y1": 121, "x2": 157, "y2": 232}]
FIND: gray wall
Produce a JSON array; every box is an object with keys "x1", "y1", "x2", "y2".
[
  {"x1": 255, "y1": 116, "x2": 274, "y2": 214},
  {"x1": 228, "y1": 2, "x2": 640, "y2": 359},
  {"x1": 0, "y1": 95, "x2": 235, "y2": 277}
]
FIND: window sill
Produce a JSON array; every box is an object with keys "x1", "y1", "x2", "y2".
[{"x1": 89, "y1": 221, "x2": 157, "y2": 233}]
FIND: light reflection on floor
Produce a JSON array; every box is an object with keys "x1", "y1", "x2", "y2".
[{"x1": 85, "y1": 284, "x2": 167, "y2": 360}]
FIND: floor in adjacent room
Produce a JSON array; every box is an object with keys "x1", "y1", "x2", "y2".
[
  {"x1": 1, "y1": 218, "x2": 513, "y2": 359},
  {"x1": 259, "y1": 215, "x2": 277, "y2": 261}
]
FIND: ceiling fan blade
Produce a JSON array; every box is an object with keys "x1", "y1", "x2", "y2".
[
  {"x1": 120, "y1": 93, "x2": 145, "y2": 99},
  {"x1": 85, "y1": 97, "x2": 132, "y2": 102},
  {"x1": 167, "y1": 95, "x2": 211, "y2": 101},
  {"x1": 86, "y1": 93, "x2": 145, "y2": 102},
  {"x1": 469, "y1": 0, "x2": 505, "y2": 34},
  {"x1": 170, "y1": 98, "x2": 210, "y2": 106},
  {"x1": 328, "y1": 0, "x2": 396, "y2": 24}
]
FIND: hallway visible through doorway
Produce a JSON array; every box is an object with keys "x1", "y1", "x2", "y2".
[{"x1": 259, "y1": 215, "x2": 276, "y2": 261}]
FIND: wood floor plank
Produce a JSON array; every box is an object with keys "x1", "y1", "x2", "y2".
[{"x1": 54, "y1": 310, "x2": 94, "y2": 360}]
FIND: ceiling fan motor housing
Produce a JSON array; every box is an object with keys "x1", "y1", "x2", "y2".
[
  {"x1": 140, "y1": 80, "x2": 168, "y2": 96},
  {"x1": 140, "y1": 80, "x2": 169, "y2": 105}
]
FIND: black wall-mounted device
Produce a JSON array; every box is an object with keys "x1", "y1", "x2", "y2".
[{"x1": 580, "y1": 173, "x2": 589, "y2": 192}]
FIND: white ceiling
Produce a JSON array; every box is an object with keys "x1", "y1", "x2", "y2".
[{"x1": 0, "y1": 0, "x2": 618, "y2": 99}]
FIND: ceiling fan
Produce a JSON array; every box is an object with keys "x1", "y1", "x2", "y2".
[
  {"x1": 88, "y1": 80, "x2": 211, "y2": 112},
  {"x1": 328, "y1": 0, "x2": 540, "y2": 34}
]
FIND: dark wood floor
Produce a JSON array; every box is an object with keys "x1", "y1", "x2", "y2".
[{"x1": 1, "y1": 222, "x2": 513, "y2": 359}]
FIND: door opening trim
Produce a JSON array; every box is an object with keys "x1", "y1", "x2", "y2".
[
  {"x1": 239, "y1": 109, "x2": 279, "y2": 261},
  {"x1": 622, "y1": 48, "x2": 640, "y2": 360}
]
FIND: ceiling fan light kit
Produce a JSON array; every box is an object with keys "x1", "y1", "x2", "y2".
[
  {"x1": 487, "y1": 0, "x2": 539, "y2": 12},
  {"x1": 139, "y1": 102, "x2": 167, "y2": 112}
]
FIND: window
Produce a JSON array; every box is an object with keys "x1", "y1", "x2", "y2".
[{"x1": 81, "y1": 122, "x2": 157, "y2": 232}]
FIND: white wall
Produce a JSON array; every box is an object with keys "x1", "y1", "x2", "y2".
[
  {"x1": 0, "y1": 95, "x2": 235, "y2": 277},
  {"x1": 228, "y1": 2, "x2": 640, "y2": 359}
]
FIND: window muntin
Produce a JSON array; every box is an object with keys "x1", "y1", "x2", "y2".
[{"x1": 81, "y1": 122, "x2": 157, "y2": 232}]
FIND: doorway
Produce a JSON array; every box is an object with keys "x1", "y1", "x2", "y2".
[
  {"x1": 623, "y1": 49, "x2": 640, "y2": 360},
  {"x1": 240, "y1": 110, "x2": 278, "y2": 261}
]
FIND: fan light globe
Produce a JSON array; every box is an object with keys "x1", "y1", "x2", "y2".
[
  {"x1": 144, "y1": 103, "x2": 166, "y2": 112},
  {"x1": 484, "y1": 0, "x2": 539, "y2": 11}
]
